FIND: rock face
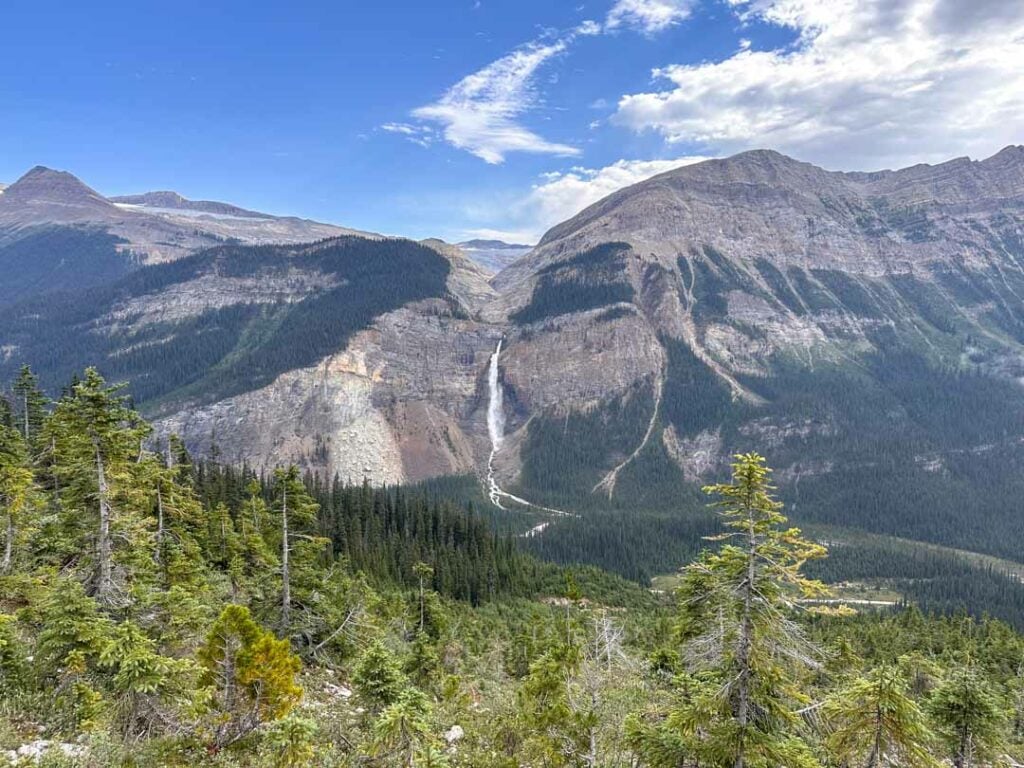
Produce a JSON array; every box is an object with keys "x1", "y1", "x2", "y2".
[
  {"x1": 5, "y1": 148, "x2": 1024, "y2": 556},
  {"x1": 157, "y1": 300, "x2": 502, "y2": 485},
  {"x1": 151, "y1": 148, "x2": 1024, "y2": 513}
]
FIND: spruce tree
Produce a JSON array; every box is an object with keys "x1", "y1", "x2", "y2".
[
  {"x1": 928, "y1": 667, "x2": 1007, "y2": 768},
  {"x1": 354, "y1": 640, "x2": 405, "y2": 712},
  {"x1": 271, "y1": 466, "x2": 325, "y2": 638},
  {"x1": 671, "y1": 453, "x2": 828, "y2": 768},
  {"x1": 44, "y1": 369, "x2": 154, "y2": 604},
  {"x1": 198, "y1": 604, "x2": 303, "y2": 749},
  {"x1": 823, "y1": 665, "x2": 939, "y2": 767},
  {"x1": 371, "y1": 687, "x2": 436, "y2": 768},
  {"x1": 11, "y1": 365, "x2": 47, "y2": 448}
]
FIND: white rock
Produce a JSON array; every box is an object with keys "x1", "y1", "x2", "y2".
[
  {"x1": 444, "y1": 725, "x2": 465, "y2": 744},
  {"x1": 6, "y1": 740, "x2": 87, "y2": 764}
]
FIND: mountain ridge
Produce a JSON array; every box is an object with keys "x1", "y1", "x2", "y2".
[
  {"x1": 0, "y1": 165, "x2": 372, "y2": 306},
  {"x1": 5, "y1": 146, "x2": 1024, "y2": 565}
]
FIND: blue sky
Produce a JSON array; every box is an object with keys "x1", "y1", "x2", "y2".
[{"x1": 3, "y1": 0, "x2": 1022, "y2": 242}]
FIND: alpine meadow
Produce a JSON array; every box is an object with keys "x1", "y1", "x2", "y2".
[{"x1": 4, "y1": 0, "x2": 1024, "y2": 765}]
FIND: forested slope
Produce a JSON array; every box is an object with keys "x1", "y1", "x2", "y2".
[{"x1": 1, "y1": 367, "x2": 1024, "y2": 766}]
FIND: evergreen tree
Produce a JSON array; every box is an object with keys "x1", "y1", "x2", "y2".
[
  {"x1": 263, "y1": 713, "x2": 318, "y2": 767},
  {"x1": 823, "y1": 665, "x2": 939, "y2": 767},
  {"x1": 98, "y1": 620, "x2": 197, "y2": 738},
  {"x1": 354, "y1": 640, "x2": 405, "y2": 713},
  {"x1": 44, "y1": 369, "x2": 154, "y2": 604},
  {"x1": 928, "y1": 667, "x2": 1007, "y2": 768},
  {"x1": 371, "y1": 687, "x2": 437, "y2": 767},
  {"x1": 11, "y1": 365, "x2": 47, "y2": 448},
  {"x1": 197, "y1": 604, "x2": 303, "y2": 749},
  {"x1": 271, "y1": 466, "x2": 326, "y2": 638},
  {"x1": 0, "y1": 419, "x2": 34, "y2": 573},
  {"x1": 667, "y1": 453, "x2": 828, "y2": 768}
]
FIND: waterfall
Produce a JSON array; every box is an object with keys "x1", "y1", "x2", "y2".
[
  {"x1": 484, "y1": 337, "x2": 571, "y2": 519},
  {"x1": 486, "y1": 339, "x2": 507, "y2": 508},
  {"x1": 487, "y1": 339, "x2": 505, "y2": 452}
]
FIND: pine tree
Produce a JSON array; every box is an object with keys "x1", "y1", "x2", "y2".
[
  {"x1": 44, "y1": 369, "x2": 154, "y2": 604},
  {"x1": 98, "y1": 620, "x2": 198, "y2": 738},
  {"x1": 823, "y1": 665, "x2": 939, "y2": 767},
  {"x1": 197, "y1": 604, "x2": 303, "y2": 749},
  {"x1": 0, "y1": 420, "x2": 34, "y2": 574},
  {"x1": 413, "y1": 561, "x2": 434, "y2": 634},
  {"x1": 36, "y1": 578, "x2": 115, "y2": 731},
  {"x1": 371, "y1": 687, "x2": 436, "y2": 768},
  {"x1": 665, "y1": 453, "x2": 828, "y2": 768},
  {"x1": 37, "y1": 577, "x2": 114, "y2": 673},
  {"x1": 271, "y1": 466, "x2": 325, "y2": 638},
  {"x1": 928, "y1": 667, "x2": 1007, "y2": 768},
  {"x1": 354, "y1": 640, "x2": 405, "y2": 713},
  {"x1": 0, "y1": 613, "x2": 26, "y2": 694},
  {"x1": 11, "y1": 365, "x2": 47, "y2": 448},
  {"x1": 263, "y1": 713, "x2": 318, "y2": 767},
  {"x1": 518, "y1": 640, "x2": 584, "y2": 765}
]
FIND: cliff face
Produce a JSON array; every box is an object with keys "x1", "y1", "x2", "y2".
[
  {"x1": 5, "y1": 148, "x2": 1024, "y2": 554},
  {"x1": 474, "y1": 149, "x2": 1024, "y2": 564},
  {"x1": 143, "y1": 148, "x2": 1024, "y2": 500},
  {"x1": 148, "y1": 240, "x2": 508, "y2": 485}
]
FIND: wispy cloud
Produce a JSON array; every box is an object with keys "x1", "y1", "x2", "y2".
[
  {"x1": 613, "y1": 0, "x2": 1024, "y2": 169},
  {"x1": 380, "y1": 122, "x2": 436, "y2": 148},
  {"x1": 605, "y1": 0, "x2": 695, "y2": 34},
  {"x1": 409, "y1": 31, "x2": 591, "y2": 164},
  {"x1": 385, "y1": 0, "x2": 690, "y2": 164}
]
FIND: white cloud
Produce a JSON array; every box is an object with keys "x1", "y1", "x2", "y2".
[
  {"x1": 380, "y1": 122, "x2": 436, "y2": 147},
  {"x1": 613, "y1": 0, "x2": 1024, "y2": 169},
  {"x1": 606, "y1": 0, "x2": 695, "y2": 34},
  {"x1": 410, "y1": 36, "x2": 583, "y2": 164},
  {"x1": 459, "y1": 155, "x2": 710, "y2": 242}
]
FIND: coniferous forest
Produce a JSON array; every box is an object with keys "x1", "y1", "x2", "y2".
[{"x1": 2, "y1": 365, "x2": 1024, "y2": 767}]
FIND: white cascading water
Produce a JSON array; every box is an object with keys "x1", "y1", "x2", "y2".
[
  {"x1": 487, "y1": 339, "x2": 506, "y2": 455},
  {"x1": 485, "y1": 338, "x2": 570, "y2": 518},
  {"x1": 486, "y1": 339, "x2": 508, "y2": 507}
]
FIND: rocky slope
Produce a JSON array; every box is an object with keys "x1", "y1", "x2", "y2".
[
  {"x1": 5, "y1": 147, "x2": 1024, "y2": 559},
  {"x1": 0, "y1": 166, "x2": 367, "y2": 306},
  {"x1": 478, "y1": 146, "x2": 1024, "y2": 557}
]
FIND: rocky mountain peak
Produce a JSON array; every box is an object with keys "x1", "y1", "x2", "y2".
[
  {"x1": 3, "y1": 165, "x2": 113, "y2": 210},
  {"x1": 114, "y1": 190, "x2": 189, "y2": 208}
]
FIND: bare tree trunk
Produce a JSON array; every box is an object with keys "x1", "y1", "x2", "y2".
[
  {"x1": 155, "y1": 485, "x2": 165, "y2": 567},
  {"x1": 281, "y1": 483, "x2": 290, "y2": 633},
  {"x1": 586, "y1": 688, "x2": 599, "y2": 767},
  {"x1": 2, "y1": 503, "x2": 12, "y2": 573},
  {"x1": 867, "y1": 703, "x2": 882, "y2": 768},
  {"x1": 22, "y1": 392, "x2": 30, "y2": 443},
  {"x1": 419, "y1": 574, "x2": 425, "y2": 632},
  {"x1": 94, "y1": 440, "x2": 114, "y2": 602},
  {"x1": 955, "y1": 723, "x2": 969, "y2": 768},
  {"x1": 734, "y1": 509, "x2": 757, "y2": 768},
  {"x1": 51, "y1": 436, "x2": 61, "y2": 503}
]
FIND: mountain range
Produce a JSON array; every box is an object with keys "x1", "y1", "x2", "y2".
[
  {"x1": 3, "y1": 147, "x2": 1024, "y2": 565},
  {"x1": 0, "y1": 166, "x2": 370, "y2": 307}
]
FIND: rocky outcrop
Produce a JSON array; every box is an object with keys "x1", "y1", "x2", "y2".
[{"x1": 157, "y1": 304, "x2": 502, "y2": 484}]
